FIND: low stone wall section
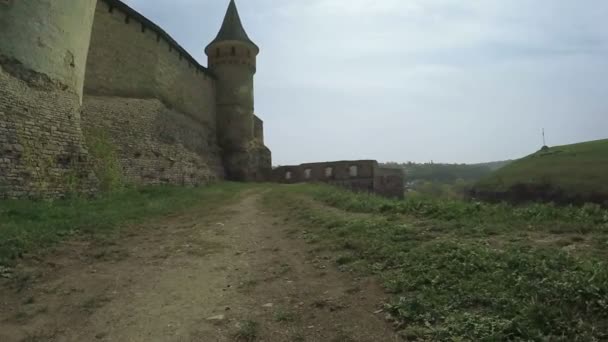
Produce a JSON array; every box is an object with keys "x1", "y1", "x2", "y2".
[{"x1": 272, "y1": 160, "x2": 403, "y2": 197}]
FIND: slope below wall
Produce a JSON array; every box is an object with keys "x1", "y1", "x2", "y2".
[{"x1": 82, "y1": 96, "x2": 223, "y2": 186}]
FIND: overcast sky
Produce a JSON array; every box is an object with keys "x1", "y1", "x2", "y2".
[{"x1": 124, "y1": 0, "x2": 608, "y2": 165}]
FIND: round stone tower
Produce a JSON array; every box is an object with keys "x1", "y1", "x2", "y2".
[
  {"x1": 0, "y1": 0, "x2": 97, "y2": 101},
  {"x1": 0, "y1": 0, "x2": 97, "y2": 198},
  {"x1": 205, "y1": 0, "x2": 259, "y2": 181}
]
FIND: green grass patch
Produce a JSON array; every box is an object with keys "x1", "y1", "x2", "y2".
[
  {"x1": 263, "y1": 184, "x2": 608, "y2": 341},
  {"x1": 0, "y1": 182, "x2": 249, "y2": 266},
  {"x1": 234, "y1": 319, "x2": 259, "y2": 341}
]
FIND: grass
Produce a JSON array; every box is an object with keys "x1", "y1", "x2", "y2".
[
  {"x1": 234, "y1": 320, "x2": 259, "y2": 342},
  {"x1": 263, "y1": 184, "x2": 608, "y2": 341},
  {"x1": 273, "y1": 308, "x2": 297, "y2": 323},
  {"x1": 474, "y1": 139, "x2": 608, "y2": 201},
  {"x1": 0, "y1": 182, "x2": 248, "y2": 266}
]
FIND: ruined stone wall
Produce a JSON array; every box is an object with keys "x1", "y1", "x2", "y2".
[
  {"x1": 272, "y1": 160, "x2": 404, "y2": 198},
  {"x1": 273, "y1": 160, "x2": 376, "y2": 192},
  {"x1": 82, "y1": 0, "x2": 224, "y2": 185},
  {"x1": 374, "y1": 167, "x2": 405, "y2": 199},
  {"x1": 0, "y1": 0, "x2": 98, "y2": 198}
]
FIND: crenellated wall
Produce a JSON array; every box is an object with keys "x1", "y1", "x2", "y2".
[
  {"x1": 0, "y1": 0, "x2": 272, "y2": 198},
  {"x1": 85, "y1": 0, "x2": 217, "y2": 126},
  {"x1": 82, "y1": 0, "x2": 224, "y2": 186}
]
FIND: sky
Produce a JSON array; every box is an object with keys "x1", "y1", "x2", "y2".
[{"x1": 124, "y1": 0, "x2": 608, "y2": 165}]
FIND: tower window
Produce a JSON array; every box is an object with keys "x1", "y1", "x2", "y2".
[
  {"x1": 247, "y1": 49, "x2": 251, "y2": 57},
  {"x1": 325, "y1": 167, "x2": 333, "y2": 178},
  {"x1": 285, "y1": 171, "x2": 292, "y2": 180},
  {"x1": 231, "y1": 46, "x2": 236, "y2": 56},
  {"x1": 216, "y1": 48, "x2": 220, "y2": 57},
  {"x1": 125, "y1": 15, "x2": 130, "y2": 24}
]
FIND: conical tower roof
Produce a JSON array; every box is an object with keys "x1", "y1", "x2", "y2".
[{"x1": 206, "y1": 0, "x2": 258, "y2": 52}]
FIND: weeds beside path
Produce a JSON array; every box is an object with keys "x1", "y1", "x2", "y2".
[
  {"x1": 0, "y1": 183, "x2": 248, "y2": 266},
  {"x1": 3, "y1": 183, "x2": 607, "y2": 341},
  {"x1": 0, "y1": 186, "x2": 400, "y2": 341},
  {"x1": 263, "y1": 184, "x2": 608, "y2": 341}
]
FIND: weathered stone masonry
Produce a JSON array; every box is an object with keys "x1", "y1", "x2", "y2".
[
  {"x1": 82, "y1": 0, "x2": 224, "y2": 186},
  {"x1": 273, "y1": 160, "x2": 404, "y2": 199},
  {"x1": 0, "y1": 0, "x2": 272, "y2": 198},
  {"x1": 0, "y1": 0, "x2": 98, "y2": 198}
]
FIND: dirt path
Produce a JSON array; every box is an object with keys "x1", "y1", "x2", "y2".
[{"x1": 0, "y1": 191, "x2": 399, "y2": 342}]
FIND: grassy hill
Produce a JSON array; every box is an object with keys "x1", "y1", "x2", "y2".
[{"x1": 473, "y1": 139, "x2": 608, "y2": 205}]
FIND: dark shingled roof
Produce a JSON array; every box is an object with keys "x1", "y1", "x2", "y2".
[{"x1": 206, "y1": 0, "x2": 258, "y2": 52}]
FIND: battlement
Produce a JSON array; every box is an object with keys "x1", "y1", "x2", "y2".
[
  {"x1": 0, "y1": 0, "x2": 272, "y2": 198},
  {"x1": 207, "y1": 41, "x2": 256, "y2": 72},
  {"x1": 85, "y1": 0, "x2": 218, "y2": 127},
  {"x1": 101, "y1": 0, "x2": 216, "y2": 79}
]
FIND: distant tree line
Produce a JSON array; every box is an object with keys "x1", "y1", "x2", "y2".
[
  {"x1": 380, "y1": 160, "x2": 512, "y2": 199},
  {"x1": 382, "y1": 161, "x2": 510, "y2": 184}
]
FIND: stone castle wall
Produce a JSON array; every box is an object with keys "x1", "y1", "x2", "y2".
[
  {"x1": 81, "y1": 0, "x2": 224, "y2": 186},
  {"x1": 0, "y1": 59, "x2": 97, "y2": 198},
  {"x1": 0, "y1": 0, "x2": 98, "y2": 199},
  {"x1": 85, "y1": 0, "x2": 217, "y2": 126},
  {"x1": 0, "y1": 0, "x2": 97, "y2": 100},
  {"x1": 0, "y1": 0, "x2": 272, "y2": 198},
  {"x1": 82, "y1": 96, "x2": 223, "y2": 186},
  {"x1": 273, "y1": 160, "x2": 404, "y2": 199}
]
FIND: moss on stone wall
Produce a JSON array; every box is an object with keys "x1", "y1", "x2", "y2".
[{"x1": 85, "y1": 128, "x2": 123, "y2": 192}]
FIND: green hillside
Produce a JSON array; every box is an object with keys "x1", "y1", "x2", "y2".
[{"x1": 473, "y1": 139, "x2": 608, "y2": 204}]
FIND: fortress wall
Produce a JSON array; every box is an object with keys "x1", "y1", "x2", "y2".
[
  {"x1": 83, "y1": 2, "x2": 157, "y2": 100},
  {"x1": 0, "y1": 0, "x2": 97, "y2": 100},
  {"x1": 154, "y1": 40, "x2": 217, "y2": 128},
  {"x1": 84, "y1": 0, "x2": 217, "y2": 126},
  {"x1": 0, "y1": 0, "x2": 98, "y2": 198},
  {"x1": 272, "y1": 160, "x2": 403, "y2": 198},
  {"x1": 82, "y1": 96, "x2": 223, "y2": 186},
  {"x1": 81, "y1": 0, "x2": 224, "y2": 186},
  {"x1": 253, "y1": 115, "x2": 264, "y2": 143},
  {"x1": 0, "y1": 64, "x2": 97, "y2": 198},
  {"x1": 373, "y1": 167, "x2": 405, "y2": 199},
  {"x1": 273, "y1": 161, "x2": 376, "y2": 185}
]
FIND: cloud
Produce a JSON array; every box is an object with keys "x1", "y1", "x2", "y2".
[{"x1": 122, "y1": 0, "x2": 608, "y2": 164}]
